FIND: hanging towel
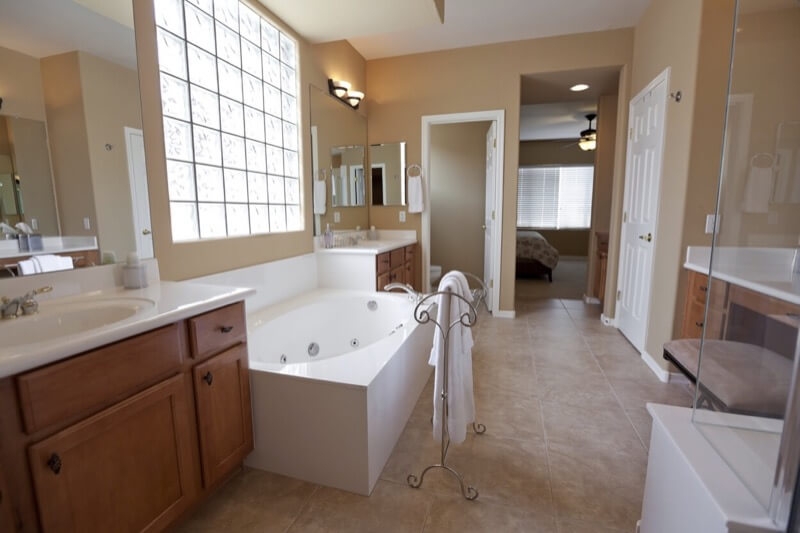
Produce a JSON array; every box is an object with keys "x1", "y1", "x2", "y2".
[
  {"x1": 428, "y1": 270, "x2": 475, "y2": 444},
  {"x1": 408, "y1": 175, "x2": 424, "y2": 213},
  {"x1": 18, "y1": 259, "x2": 38, "y2": 276},
  {"x1": 32, "y1": 254, "x2": 73, "y2": 273},
  {"x1": 742, "y1": 161, "x2": 773, "y2": 214},
  {"x1": 313, "y1": 180, "x2": 327, "y2": 215}
]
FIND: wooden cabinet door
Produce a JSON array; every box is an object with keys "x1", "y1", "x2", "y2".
[
  {"x1": 0, "y1": 465, "x2": 15, "y2": 533},
  {"x1": 193, "y1": 344, "x2": 253, "y2": 488},
  {"x1": 377, "y1": 272, "x2": 391, "y2": 291},
  {"x1": 27, "y1": 375, "x2": 196, "y2": 533}
]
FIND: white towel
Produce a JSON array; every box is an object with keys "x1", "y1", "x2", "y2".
[
  {"x1": 313, "y1": 180, "x2": 327, "y2": 215},
  {"x1": 428, "y1": 270, "x2": 475, "y2": 444},
  {"x1": 18, "y1": 259, "x2": 38, "y2": 276},
  {"x1": 742, "y1": 164, "x2": 773, "y2": 214},
  {"x1": 407, "y1": 175, "x2": 424, "y2": 213},
  {"x1": 32, "y1": 254, "x2": 73, "y2": 273}
]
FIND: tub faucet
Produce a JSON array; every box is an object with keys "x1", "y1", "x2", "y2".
[{"x1": 384, "y1": 282, "x2": 421, "y2": 302}]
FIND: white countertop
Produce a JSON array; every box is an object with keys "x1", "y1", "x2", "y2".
[
  {"x1": 0, "y1": 236, "x2": 99, "y2": 260},
  {"x1": 684, "y1": 246, "x2": 800, "y2": 306},
  {"x1": 0, "y1": 281, "x2": 254, "y2": 378},
  {"x1": 316, "y1": 237, "x2": 417, "y2": 256}
]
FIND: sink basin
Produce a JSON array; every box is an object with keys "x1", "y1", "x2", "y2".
[{"x1": 2, "y1": 297, "x2": 155, "y2": 348}]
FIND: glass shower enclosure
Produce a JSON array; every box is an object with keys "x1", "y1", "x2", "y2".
[{"x1": 692, "y1": 0, "x2": 800, "y2": 530}]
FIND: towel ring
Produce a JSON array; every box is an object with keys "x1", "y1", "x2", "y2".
[
  {"x1": 750, "y1": 153, "x2": 775, "y2": 169},
  {"x1": 407, "y1": 163, "x2": 422, "y2": 178}
]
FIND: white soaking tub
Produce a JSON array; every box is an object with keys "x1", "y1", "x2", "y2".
[{"x1": 245, "y1": 289, "x2": 434, "y2": 495}]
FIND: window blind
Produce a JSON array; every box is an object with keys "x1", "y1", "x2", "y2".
[{"x1": 517, "y1": 165, "x2": 594, "y2": 229}]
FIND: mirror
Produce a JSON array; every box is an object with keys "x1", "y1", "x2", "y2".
[
  {"x1": 0, "y1": 0, "x2": 148, "y2": 276},
  {"x1": 309, "y1": 85, "x2": 368, "y2": 234},
  {"x1": 331, "y1": 145, "x2": 366, "y2": 207},
  {"x1": 369, "y1": 142, "x2": 406, "y2": 206}
]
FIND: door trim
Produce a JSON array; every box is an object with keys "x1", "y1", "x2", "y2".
[
  {"x1": 615, "y1": 67, "x2": 670, "y2": 351},
  {"x1": 421, "y1": 109, "x2": 505, "y2": 315}
]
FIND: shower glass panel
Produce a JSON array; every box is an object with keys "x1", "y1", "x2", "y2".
[{"x1": 692, "y1": 0, "x2": 800, "y2": 529}]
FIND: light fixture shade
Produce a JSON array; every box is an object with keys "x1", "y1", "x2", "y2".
[
  {"x1": 578, "y1": 138, "x2": 597, "y2": 151},
  {"x1": 570, "y1": 83, "x2": 590, "y2": 92},
  {"x1": 346, "y1": 90, "x2": 364, "y2": 107},
  {"x1": 331, "y1": 79, "x2": 351, "y2": 98}
]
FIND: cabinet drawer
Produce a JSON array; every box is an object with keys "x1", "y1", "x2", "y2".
[
  {"x1": 377, "y1": 253, "x2": 391, "y2": 274},
  {"x1": 682, "y1": 300, "x2": 706, "y2": 339},
  {"x1": 688, "y1": 271, "x2": 709, "y2": 304},
  {"x1": 377, "y1": 272, "x2": 391, "y2": 291},
  {"x1": 188, "y1": 302, "x2": 246, "y2": 361},
  {"x1": 389, "y1": 266, "x2": 404, "y2": 284},
  {"x1": 404, "y1": 244, "x2": 416, "y2": 263},
  {"x1": 404, "y1": 263, "x2": 414, "y2": 286},
  {"x1": 17, "y1": 323, "x2": 183, "y2": 434},
  {"x1": 390, "y1": 249, "x2": 404, "y2": 269},
  {"x1": 193, "y1": 345, "x2": 253, "y2": 488}
]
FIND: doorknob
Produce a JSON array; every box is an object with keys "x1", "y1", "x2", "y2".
[
  {"x1": 638, "y1": 233, "x2": 652, "y2": 242},
  {"x1": 482, "y1": 225, "x2": 487, "y2": 230},
  {"x1": 142, "y1": 228, "x2": 152, "y2": 235}
]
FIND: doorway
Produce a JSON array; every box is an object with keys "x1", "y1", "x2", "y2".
[
  {"x1": 421, "y1": 110, "x2": 505, "y2": 315},
  {"x1": 124, "y1": 127, "x2": 153, "y2": 259}
]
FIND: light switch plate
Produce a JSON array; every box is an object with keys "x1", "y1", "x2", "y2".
[
  {"x1": 83, "y1": 217, "x2": 91, "y2": 230},
  {"x1": 334, "y1": 211, "x2": 341, "y2": 223},
  {"x1": 399, "y1": 210, "x2": 406, "y2": 223},
  {"x1": 704, "y1": 214, "x2": 718, "y2": 234},
  {"x1": 31, "y1": 218, "x2": 38, "y2": 231}
]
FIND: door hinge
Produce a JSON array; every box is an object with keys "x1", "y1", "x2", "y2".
[
  {"x1": 623, "y1": 211, "x2": 628, "y2": 223},
  {"x1": 629, "y1": 127, "x2": 633, "y2": 140},
  {"x1": 489, "y1": 279, "x2": 494, "y2": 289},
  {"x1": 491, "y1": 210, "x2": 495, "y2": 220},
  {"x1": 493, "y1": 138, "x2": 497, "y2": 148},
  {"x1": 616, "y1": 289, "x2": 622, "y2": 301}
]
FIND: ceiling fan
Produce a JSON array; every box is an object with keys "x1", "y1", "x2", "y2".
[{"x1": 558, "y1": 113, "x2": 597, "y2": 151}]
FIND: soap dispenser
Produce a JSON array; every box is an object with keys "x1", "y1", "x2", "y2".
[{"x1": 123, "y1": 252, "x2": 148, "y2": 289}]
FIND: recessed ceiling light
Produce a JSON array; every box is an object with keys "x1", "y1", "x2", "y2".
[{"x1": 570, "y1": 84, "x2": 590, "y2": 92}]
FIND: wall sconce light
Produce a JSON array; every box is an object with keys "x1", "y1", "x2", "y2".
[{"x1": 328, "y1": 79, "x2": 364, "y2": 110}]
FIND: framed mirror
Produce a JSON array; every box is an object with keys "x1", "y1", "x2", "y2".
[
  {"x1": 369, "y1": 142, "x2": 406, "y2": 206},
  {"x1": 309, "y1": 85, "x2": 368, "y2": 234},
  {"x1": 0, "y1": 0, "x2": 149, "y2": 276}
]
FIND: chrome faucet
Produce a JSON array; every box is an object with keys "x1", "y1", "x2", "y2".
[
  {"x1": 1, "y1": 286, "x2": 52, "y2": 319},
  {"x1": 384, "y1": 282, "x2": 422, "y2": 302}
]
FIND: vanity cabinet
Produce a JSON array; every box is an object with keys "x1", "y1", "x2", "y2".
[
  {"x1": 193, "y1": 344, "x2": 253, "y2": 488},
  {"x1": 681, "y1": 271, "x2": 727, "y2": 339},
  {"x1": 0, "y1": 300, "x2": 252, "y2": 533},
  {"x1": 377, "y1": 244, "x2": 416, "y2": 292},
  {"x1": 0, "y1": 466, "x2": 15, "y2": 532}
]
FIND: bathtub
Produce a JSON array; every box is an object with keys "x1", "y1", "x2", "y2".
[{"x1": 244, "y1": 289, "x2": 434, "y2": 495}]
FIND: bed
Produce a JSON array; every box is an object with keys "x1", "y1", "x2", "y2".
[{"x1": 516, "y1": 230, "x2": 559, "y2": 282}]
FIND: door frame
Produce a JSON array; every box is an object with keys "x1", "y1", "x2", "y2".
[
  {"x1": 421, "y1": 109, "x2": 505, "y2": 315},
  {"x1": 615, "y1": 67, "x2": 670, "y2": 352},
  {"x1": 124, "y1": 126, "x2": 153, "y2": 259}
]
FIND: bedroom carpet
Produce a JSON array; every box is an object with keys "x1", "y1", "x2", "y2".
[{"x1": 516, "y1": 257, "x2": 587, "y2": 301}]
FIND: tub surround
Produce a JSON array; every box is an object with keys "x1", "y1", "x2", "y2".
[{"x1": 684, "y1": 246, "x2": 800, "y2": 306}]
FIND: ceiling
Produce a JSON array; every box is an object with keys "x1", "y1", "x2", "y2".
[
  {"x1": 255, "y1": 0, "x2": 444, "y2": 44},
  {"x1": 347, "y1": 0, "x2": 651, "y2": 59},
  {"x1": 0, "y1": 0, "x2": 136, "y2": 69},
  {"x1": 520, "y1": 101, "x2": 598, "y2": 142},
  {"x1": 521, "y1": 67, "x2": 620, "y2": 105}
]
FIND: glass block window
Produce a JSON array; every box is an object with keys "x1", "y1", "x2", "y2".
[{"x1": 155, "y1": 0, "x2": 302, "y2": 241}]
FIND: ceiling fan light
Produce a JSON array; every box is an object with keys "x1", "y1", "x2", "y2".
[{"x1": 578, "y1": 138, "x2": 597, "y2": 151}]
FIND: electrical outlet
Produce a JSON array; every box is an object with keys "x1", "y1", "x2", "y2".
[
  {"x1": 333, "y1": 211, "x2": 341, "y2": 223},
  {"x1": 31, "y1": 218, "x2": 38, "y2": 231},
  {"x1": 399, "y1": 210, "x2": 406, "y2": 223},
  {"x1": 83, "y1": 217, "x2": 91, "y2": 230}
]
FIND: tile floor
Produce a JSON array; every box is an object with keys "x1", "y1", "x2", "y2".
[{"x1": 176, "y1": 298, "x2": 693, "y2": 533}]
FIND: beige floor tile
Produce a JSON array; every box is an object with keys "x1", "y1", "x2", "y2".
[
  {"x1": 607, "y1": 376, "x2": 692, "y2": 410},
  {"x1": 174, "y1": 468, "x2": 317, "y2": 533},
  {"x1": 626, "y1": 406, "x2": 655, "y2": 449},
  {"x1": 473, "y1": 351, "x2": 537, "y2": 397},
  {"x1": 287, "y1": 480, "x2": 432, "y2": 533},
  {"x1": 557, "y1": 517, "x2": 628, "y2": 533},
  {"x1": 472, "y1": 386, "x2": 545, "y2": 441},
  {"x1": 535, "y1": 366, "x2": 620, "y2": 410},
  {"x1": 423, "y1": 494, "x2": 557, "y2": 533}
]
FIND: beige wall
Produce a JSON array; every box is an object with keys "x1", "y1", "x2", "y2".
[
  {"x1": 80, "y1": 52, "x2": 143, "y2": 260},
  {"x1": 0, "y1": 46, "x2": 46, "y2": 122},
  {"x1": 366, "y1": 29, "x2": 634, "y2": 311},
  {"x1": 586, "y1": 94, "x2": 618, "y2": 296},
  {"x1": 518, "y1": 140, "x2": 595, "y2": 166},
  {"x1": 133, "y1": 0, "x2": 368, "y2": 280},
  {"x1": 537, "y1": 229, "x2": 590, "y2": 257},
  {"x1": 41, "y1": 52, "x2": 98, "y2": 239},
  {"x1": 430, "y1": 121, "x2": 489, "y2": 279}
]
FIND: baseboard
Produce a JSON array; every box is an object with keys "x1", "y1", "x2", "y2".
[
  {"x1": 583, "y1": 295, "x2": 601, "y2": 305},
  {"x1": 641, "y1": 350, "x2": 670, "y2": 383},
  {"x1": 668, "y1": 372, "x2": 691, "y2": 385},
  {"x1": 493, "y1": 309, "x2": 516, "y2": 319},
  {"x1": 600, "y1": 313, "x2": 616, "y2": 327}
]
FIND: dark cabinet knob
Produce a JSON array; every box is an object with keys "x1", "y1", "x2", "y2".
[
  {"x1": 203, "y1": 371, "x2": 213, "y2": 386},
  {"x1": 699, "y1": 285, "x2": 708, "y2": 292},
  {"x1": 47, "y1": 453, "x2": 62, "y2": 475},
  {"x1": 695, "y1": 321, "x2": 704, "y2": 328},
  {"x1": 220, "y1": 326, "x2": 234, "y2": 333}
]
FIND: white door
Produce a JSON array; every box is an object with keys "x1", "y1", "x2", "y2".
[
  {"x1": 483, "y1": 121, "x2": 497, "y2": 311},
  {"x1": 125, "y1": 127, "x2": 153, "y2": 259},
  {"x1": 616, "y1": 69, "x2": 669, "y2": 352}
]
